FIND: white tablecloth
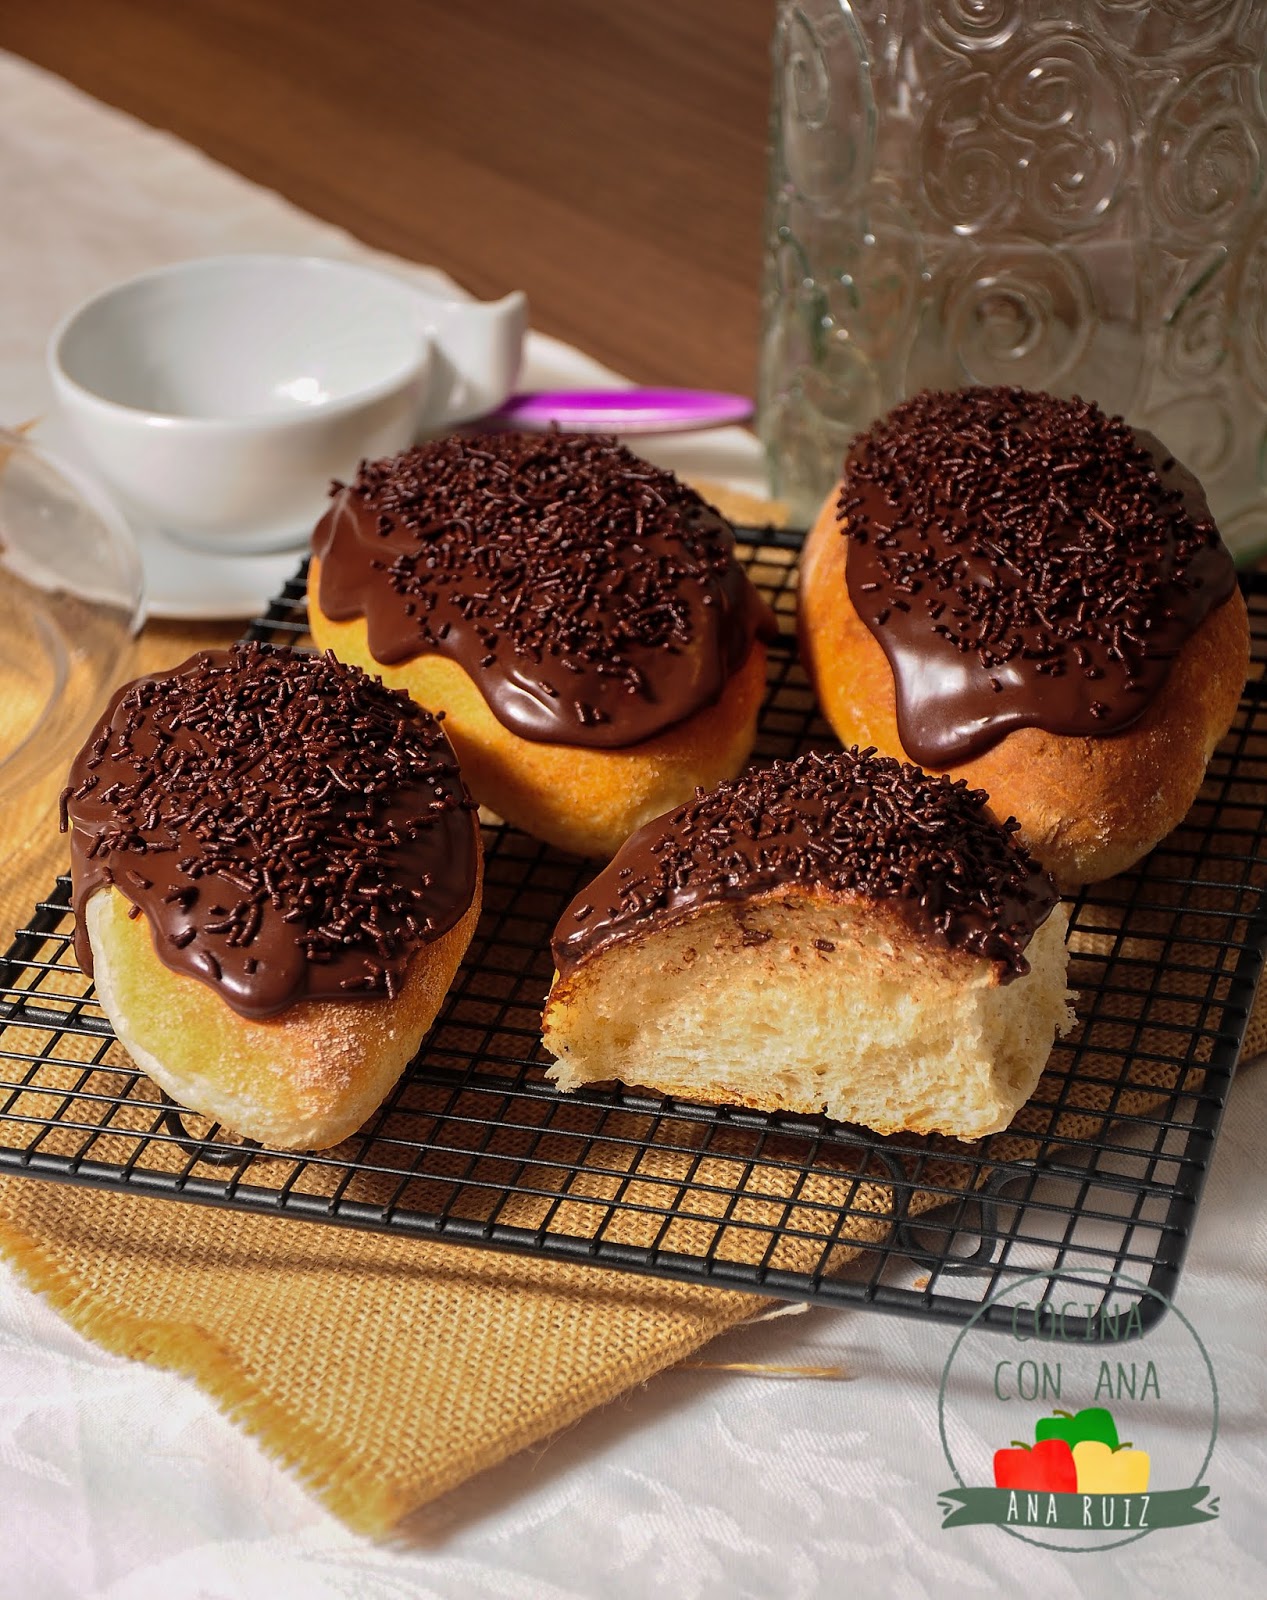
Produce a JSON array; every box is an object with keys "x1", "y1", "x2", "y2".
[{"x1": 2, "y1": 50, "x2": 1265, "y2": 1600}]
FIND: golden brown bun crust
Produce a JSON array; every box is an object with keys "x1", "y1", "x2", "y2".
[
  {"x1": 799, "y1": 484, "x2": 1250, "y2": 888},
  {"x1": 86, "y1": 857, "x2": 482, "y2": 1151},
  {"x1": 309, "y1": 554, "x2": 768, "y2": 859}
]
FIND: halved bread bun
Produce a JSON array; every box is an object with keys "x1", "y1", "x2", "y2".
[
  {"x1": 544, "y1": 890, "x2": 1071, "y2": 1141},
  {"x1": 543, "y1": 748, "x2": 1073, "y2": 1142}
]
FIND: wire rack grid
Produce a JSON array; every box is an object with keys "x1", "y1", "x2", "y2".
[{"x1": 2, "y1": 529, "x2": 1266, "y2": 1338}]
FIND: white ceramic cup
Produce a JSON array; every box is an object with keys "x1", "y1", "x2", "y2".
[{"x1": 48, "y1": 255, "x2": 526, "y2": 554}]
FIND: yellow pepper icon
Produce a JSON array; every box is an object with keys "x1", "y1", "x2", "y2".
[{"x1": 1072, "y1": 1439, "x2": 1150, "y2": 1494}]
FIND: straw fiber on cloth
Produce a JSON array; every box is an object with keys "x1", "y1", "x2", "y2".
[{"x1": 1, "y1": 557, "x2": 1264, "y2": 1535}]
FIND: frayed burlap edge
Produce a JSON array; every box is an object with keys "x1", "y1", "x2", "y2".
[{"x1": 0, "y1": 1196, "x2": 752, "y2": 1535}]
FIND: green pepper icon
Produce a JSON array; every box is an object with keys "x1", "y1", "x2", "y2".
[{"x1": 1035, "y1": 1407, "x2": 1121, "y2": 1452}]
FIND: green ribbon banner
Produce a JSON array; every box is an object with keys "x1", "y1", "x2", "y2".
[{"x1": 938, "y1": 1486, "x2": 1219, "y2": 1531}]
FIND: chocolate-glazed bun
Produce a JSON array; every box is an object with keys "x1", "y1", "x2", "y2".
[
  {"x1": 63, "y1": 644, "x2": 482, "y2": 1150},
  {"x1": 309, "y1": 433, "x2": 777, "y2": 858},
  {"x1": 799, "y1": 387, "x2": 1249, "y2": 888},
  {"x1": 543, "y1": 749, "x2": 1073, "y2": 1141}
]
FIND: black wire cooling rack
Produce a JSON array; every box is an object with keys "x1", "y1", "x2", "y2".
[{"x1": 2, "y1": 529, "x2": 1266, "y2": 1338}]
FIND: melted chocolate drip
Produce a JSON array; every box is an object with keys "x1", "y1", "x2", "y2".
[
  {"x1": 63, "y1": 644, "x2": 479, "y2": 1020},
  {"x1": 840, "y1": 387, "x2": 1238, "y2": 766},
  {"x1": 553, "y1": 748, "x2": 1058, "y2": 985},
  {"x1": 312, "y1": 432, "x2": 776, "y2": 749}
]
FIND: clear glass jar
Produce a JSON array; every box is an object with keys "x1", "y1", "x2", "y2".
[
  {"x1": 0, "y1": 428, "x2": 144, "y2": 852},
  {"x1": 757, "y1": 0, "x2": 1267, "y2": 557}
]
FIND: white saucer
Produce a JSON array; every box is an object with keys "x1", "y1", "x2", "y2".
[{"x1": 133, "y1": 518, "x2": 305, "y2": 620}]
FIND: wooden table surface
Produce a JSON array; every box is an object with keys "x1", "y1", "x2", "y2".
[{"x1": 3, "y1": 0, "x2": 774, "y2": 395}]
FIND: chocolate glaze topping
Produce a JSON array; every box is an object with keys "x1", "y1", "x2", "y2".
[
  {"x1": 840, "y1": 387, "x2": 1238, "y2": 765},
  {"x1": 63, "y1": 644, "x2": 479, "y2": 1020},
  {"x1": 313, "y1": 432, "x2": 776, "y2": 748},
  {"x1": 552, "y1": 748, "x2": 1057, "y2": 985}
]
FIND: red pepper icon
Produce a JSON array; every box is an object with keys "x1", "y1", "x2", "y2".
[{"x1": 992, "y1": 1437, "x2": 1077, "y2": 1493}]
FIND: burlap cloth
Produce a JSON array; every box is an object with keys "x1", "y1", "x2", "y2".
[{"x1": 1, "y1": 496, "x2": 1264, "y2": 1535}]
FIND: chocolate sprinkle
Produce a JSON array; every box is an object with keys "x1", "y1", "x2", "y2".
[
  {"x1": 63, "y1": 644, "x2": 479, "y2": 1019},
  {"x1": 839, "y1": 387, "x2": 1238, "y2": 765},
  {"x1": 552, "y1": 748, "x2": 1058, "y2": 984},
  {"x1": 312, "y1": 432, "x2": 776, "y2": 748}
]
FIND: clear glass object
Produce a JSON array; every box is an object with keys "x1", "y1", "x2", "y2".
[
  {"x1": 0, "y1": 428, "x2": 145, "y2": 852},
  {"x1": 757, "y1": 0, "x2": 1267, "y2": 557}
]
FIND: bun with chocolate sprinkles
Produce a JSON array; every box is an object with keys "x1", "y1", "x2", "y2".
[
  {"x1": 799, "y1": 386, "x2": 1249, "y2": 887},
  {"x1": 64, "y1": 644, "x2": 482, "y2": 1151},
  {"x1": 309, "y1": 432, "x2": 777, "y2": 858},
  {"x1": 543, "y1": 749, "x2": 1073, "y2": 1142}
]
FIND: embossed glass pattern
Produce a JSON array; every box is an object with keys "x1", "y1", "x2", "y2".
[{"x1": 758, "y1": 0, "x2": 1267, "y2": 557}]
